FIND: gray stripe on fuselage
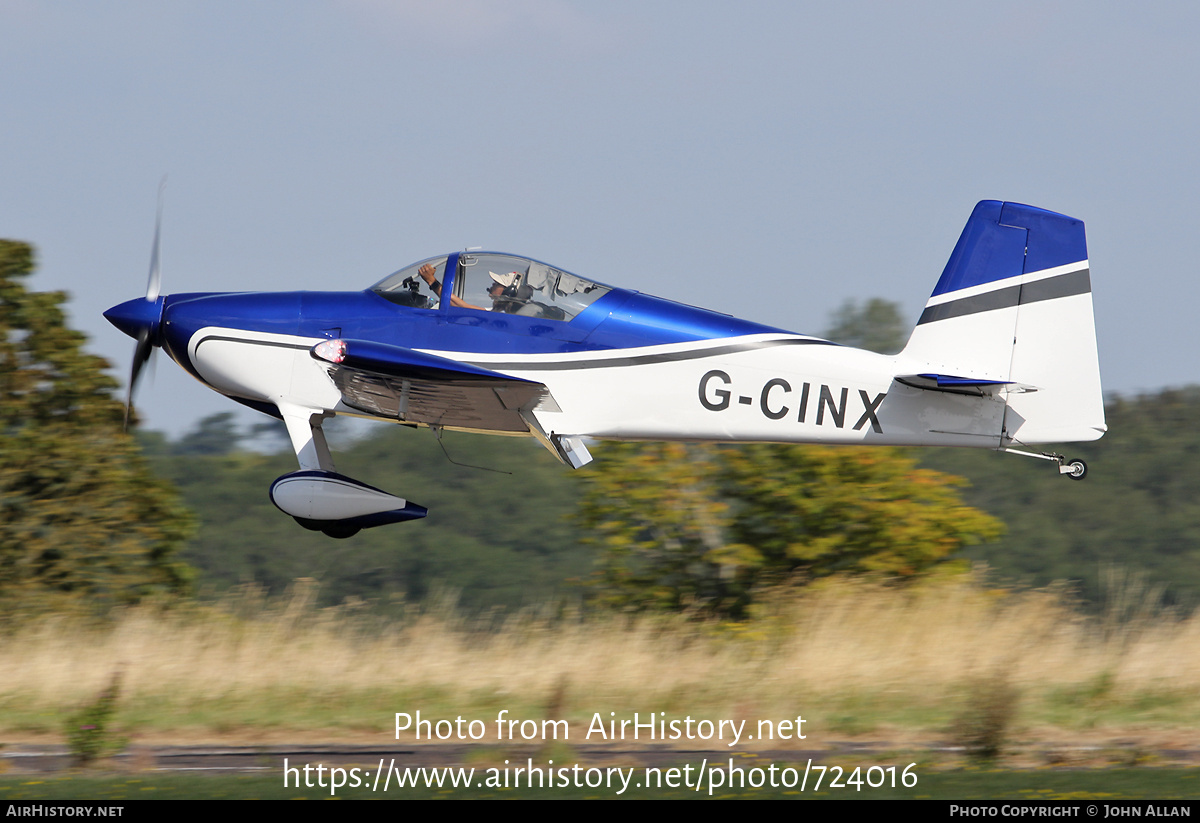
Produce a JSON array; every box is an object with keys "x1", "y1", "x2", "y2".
[
  {"x1": 917, "y1": 268, "x2": 1091, "y2": 325},
  {"x1": 463, "y1": 337, "x2": 835, "y2": 372}
]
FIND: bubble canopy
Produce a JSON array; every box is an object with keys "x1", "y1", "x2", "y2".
[{"x1": 371, "y1": 252, "x2": 611, "y2": 322}]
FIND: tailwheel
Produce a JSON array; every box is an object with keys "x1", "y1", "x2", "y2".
[
  {"x1": 1063, "y1": 458, "x2": 1087, "y2": 481},
  {"x1": 1000, "y1": 447, "x2": 1091, "y2": 480}
]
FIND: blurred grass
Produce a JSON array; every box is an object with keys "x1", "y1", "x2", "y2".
[
  {"x1": 2, "y1": 574, "x2": 1199, "y2": 743},
  {"x1": 2, "y1": 769, "x2": 1199, "y2": 800}
]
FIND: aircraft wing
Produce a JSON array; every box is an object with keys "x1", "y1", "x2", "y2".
[{"x1": 311, "y1": 338, "x2": 551, "y2": 433}]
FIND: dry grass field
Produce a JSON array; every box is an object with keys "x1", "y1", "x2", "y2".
[{"x1": 2, "y1": 574, "x2": 1198, "y2": 760}]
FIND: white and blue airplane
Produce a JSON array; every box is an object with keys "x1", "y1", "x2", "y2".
[{"x1": 106, "y1": 200, "x2": 1105, "y2": 538}]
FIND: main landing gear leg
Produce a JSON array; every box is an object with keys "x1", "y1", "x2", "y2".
[
  {"x1": 277, "y1": 401, "x2": 335, "y2": 472},
  {"x1": 1000, "y1": 447, "x2": 1088, "y2": 481},
  {"x1": 275, "y1": 402, "x2": 363, "y2": 538}
]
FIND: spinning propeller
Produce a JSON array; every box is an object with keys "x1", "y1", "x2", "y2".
[{"x1": 106, "y1": 182, "x2": 167, "y2": 431}]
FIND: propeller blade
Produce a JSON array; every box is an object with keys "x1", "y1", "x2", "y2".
[
  {"x1": 126, "y1": 178, "x2": 167, "y2": 430},
  {"x1": 146, "y1": 177, "x2": 166, "y2": 301},
  {"x1": 124, "y1": 328, "x2": 155, "y2": 431}
]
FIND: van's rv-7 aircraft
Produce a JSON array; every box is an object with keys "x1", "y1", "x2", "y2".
[{"x1": 106, "y1": 200, "x2": 1105, "y2": 538}]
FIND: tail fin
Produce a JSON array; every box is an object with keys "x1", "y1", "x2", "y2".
[{"x1": 900, "y1": 201, "x2": 1105, "y2": 445}]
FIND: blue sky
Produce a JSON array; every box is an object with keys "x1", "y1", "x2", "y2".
[{"x1": 2, "y1": 1, "x2": 1197, "y2": 435}]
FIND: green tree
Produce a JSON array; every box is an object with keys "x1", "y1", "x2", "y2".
[
  {"x1": 574, "y1": 442, "x2": 734, "y2": 613},
  {"x1": 823, "y1": 297, "x2": 908, "y2": 354},
  {"x1": 920, "y1": 387, "x2": 1200, "y2": 608},
  {"x1": 0, "y1": 240, "x2": 193, "y2": 618},
  {"x1": 720, "y1": 444, "x2": 1003, "y2": 580},
  {"x1": 576, "y1": 442, "x2": 1003, "y2": 617},
  {"x1": 171, "y1": 412, "x2": 243, "y2": 456}
]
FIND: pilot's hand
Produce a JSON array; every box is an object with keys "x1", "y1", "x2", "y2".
[{"x1": 418, "y1": 263, "x2": 436, "y2": 285}]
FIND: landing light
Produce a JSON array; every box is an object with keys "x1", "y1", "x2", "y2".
[{"x1": 313, "y1": 339, "x2": 347, "y2": 364}]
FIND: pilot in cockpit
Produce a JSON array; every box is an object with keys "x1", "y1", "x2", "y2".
[{"x1": 418, "y1": 263, "x2": 525, "y2": 313}]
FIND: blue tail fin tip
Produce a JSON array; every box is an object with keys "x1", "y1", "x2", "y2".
[{"x1": 931, "y1": 201, "x2": 1088, "y2": 298}]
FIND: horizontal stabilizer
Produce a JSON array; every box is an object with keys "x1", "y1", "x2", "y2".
[
  {"x1": 921, "y1": 373, "x2": 1009, "y2": 388},
  {"x1": 896, "y1": 373, "x2": 1040, "y2": 397}
]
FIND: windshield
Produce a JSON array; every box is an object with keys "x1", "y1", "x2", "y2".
[{"x1": 370, "y1": 256, "x2": 447, "y2": 310}]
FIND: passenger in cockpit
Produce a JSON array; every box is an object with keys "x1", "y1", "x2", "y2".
[{"x1": 487, "y1": 277, "x2": 528, "y2": 314}]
